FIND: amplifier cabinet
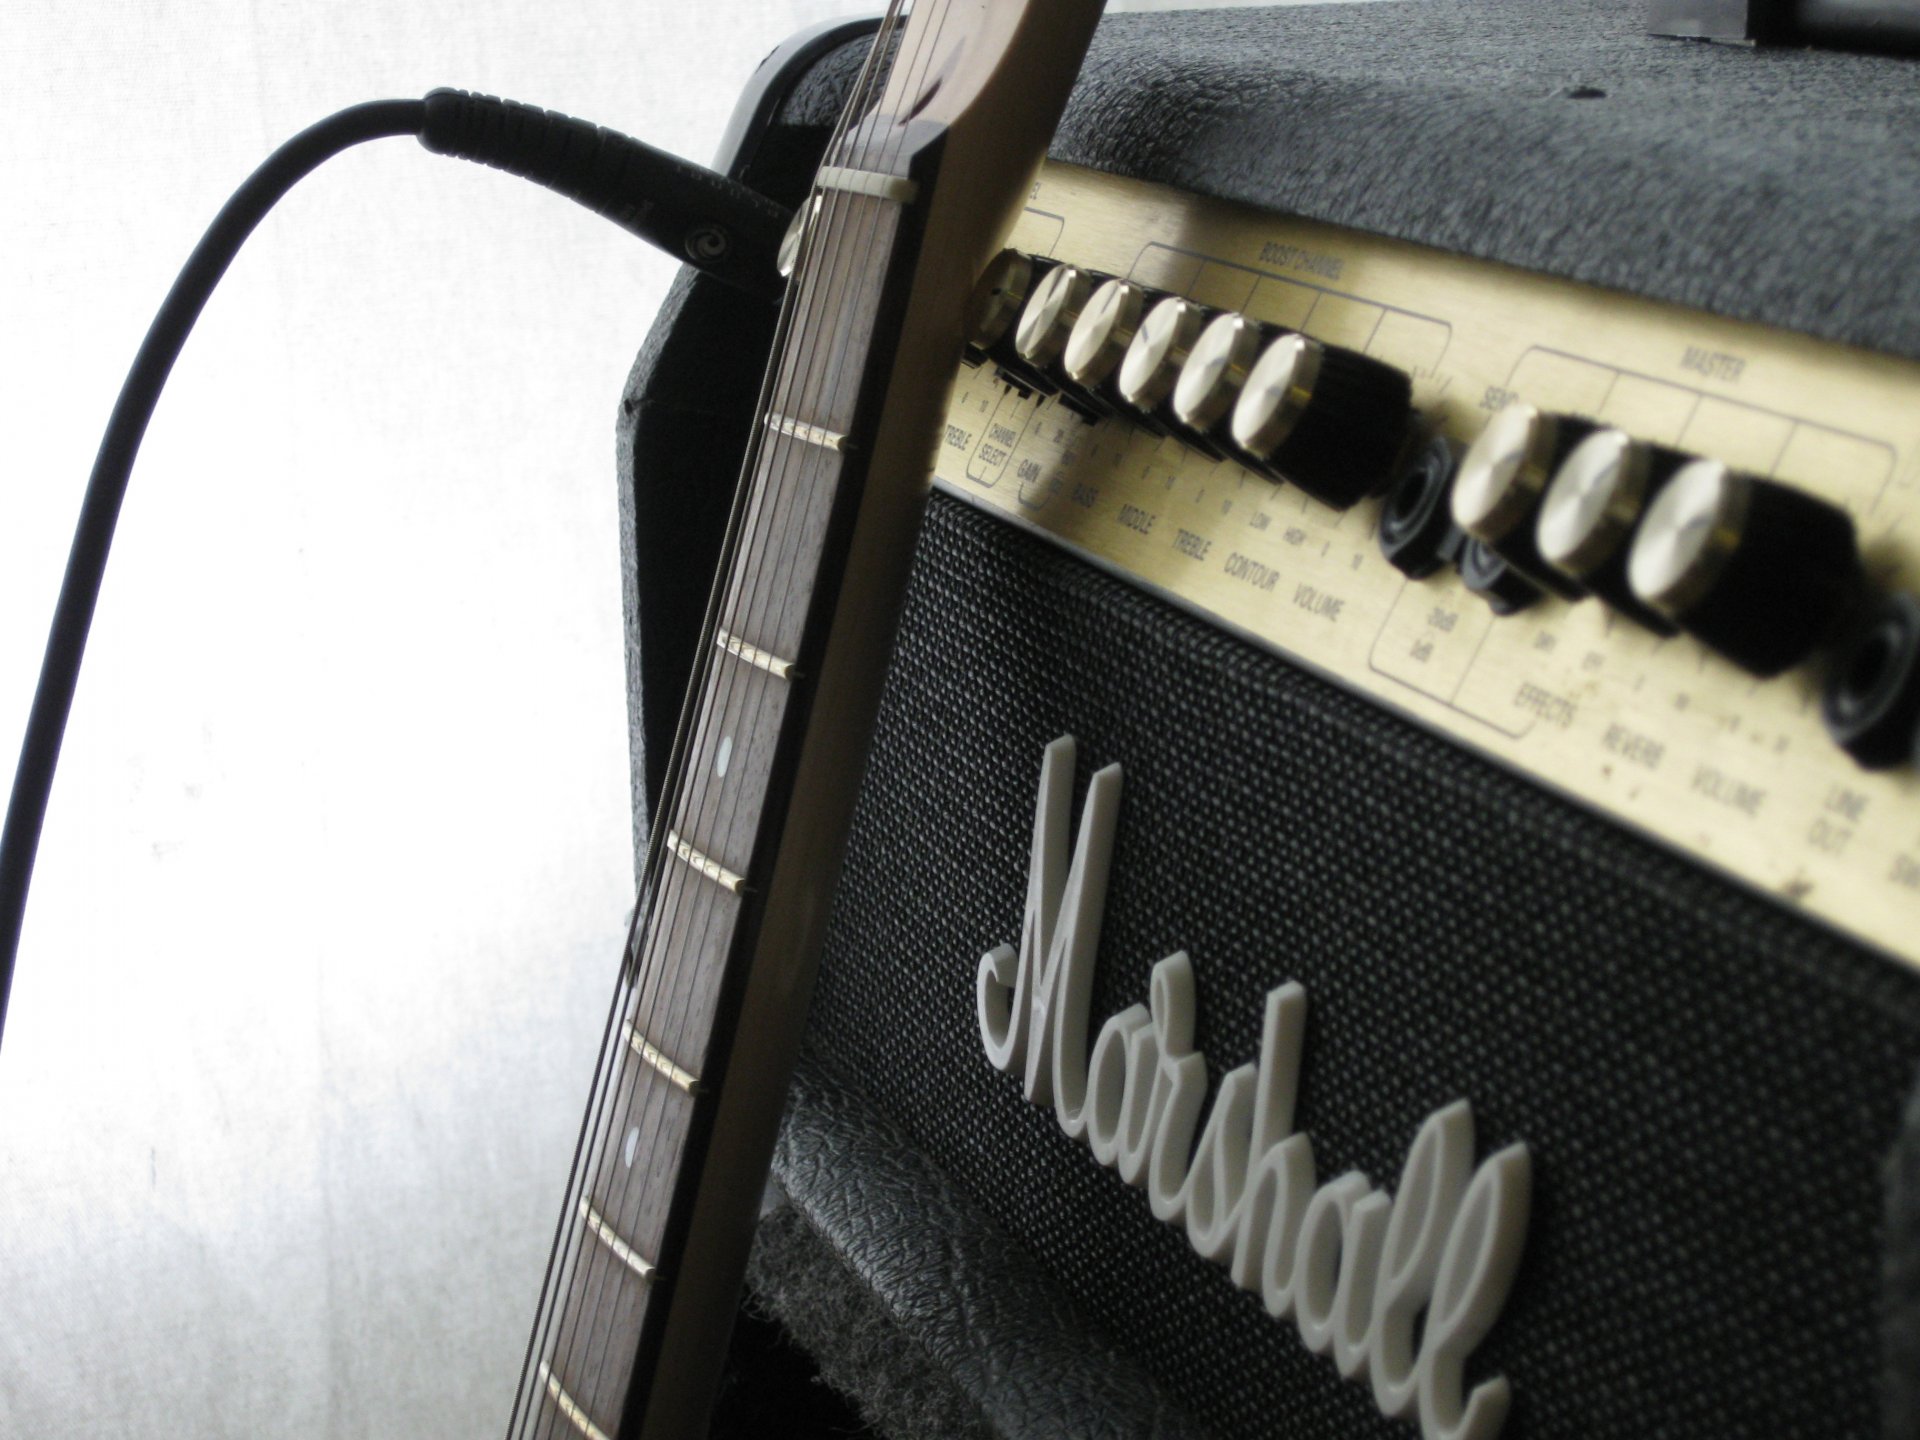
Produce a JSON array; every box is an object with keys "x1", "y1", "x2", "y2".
[{"x1": 618, "y1": 4, "x2": 1920, "y2": 1435}]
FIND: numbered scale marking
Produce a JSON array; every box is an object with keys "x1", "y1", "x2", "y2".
[{"x1": 934, "y1": 162, "x2": 1920, "y2": 966}]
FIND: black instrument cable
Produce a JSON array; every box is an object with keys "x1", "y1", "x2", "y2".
[{"x1": 0, "y1": 91, "x2": 793, "y2": 1052}]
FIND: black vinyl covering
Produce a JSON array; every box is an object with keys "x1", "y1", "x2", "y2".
[
  {"x1": 1046, "y1": 0, "x2": 1920, "y2": 362},
  {"x1": 785, "y1": 0, "x2": 1920, "y2": 362},
  {"x1": 788, "y1": 491, "x2": 1920, "y2": 1437},
  {"x1": 614, "y1": 4, "x2": 1920, "y2": 1435}
]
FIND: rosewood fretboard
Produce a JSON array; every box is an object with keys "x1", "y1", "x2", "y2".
[
  {"x1": 511, "y1": 189, "x2": 906, "y2": 1440},
  {"x1": 503, "y1": 1, "x2": 1107, "y2": 1431}
]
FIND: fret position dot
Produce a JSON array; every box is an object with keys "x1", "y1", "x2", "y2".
[
  {"x1": 716, "y1": 736, "x2": 733, "y2": 778},
  {"x1": 624, "y1": 1126, "x2": 640, "y2": 1167}
]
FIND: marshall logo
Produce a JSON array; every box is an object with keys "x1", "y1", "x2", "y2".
[{"x1": 976, "y1": 738, "x2": 1531, "y2": 1440}]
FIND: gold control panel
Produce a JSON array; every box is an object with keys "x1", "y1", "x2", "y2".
[{"x1": 934, "y1": 162, "x2": 1920, "y2": 966}]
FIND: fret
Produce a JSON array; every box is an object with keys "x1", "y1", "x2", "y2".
[
  {"x1": 538, "y1": 1361, "x2": 613, "y2": 1440},
  {"x1": 631, "y1": 863, "x2": 741, "y2": 1081},
  {"x1": 589, "y1": 1030, "x2": 695, "y2": 1273},
  {"x1": 578, "y1": 1196, "x2": 659, "y2": 1281},
  {"x1": 816, "y1": 163, "x2": 919, "y2": 204},
  {"x1": 519, "y1": 189, "x2": 903, "y2": 1440},
  {"x1": 538, "y1": 1040, "x2": 695, "y2": 1425},
  {"x1": 623, "y1": 1018, "x2": 702, "y2": 1094},
  {"x1": 521, "y1": 190, "x2": 905, "y2": 1430},
  {"x1": 510, "y1": 0, "x2": 1118, "y2": 1421},
  {"x1": 664, "y1": 830, "x2": 747, "y2": 895},
  {"x1": 763, "y1": 411, "x2": 850, "y2": 453},
  {"x1": 773, "y1": 193, "x2": 899, "y2": 435},
  {"x1": 713, "y1": 628, "x2": 798, "y2": 680}
]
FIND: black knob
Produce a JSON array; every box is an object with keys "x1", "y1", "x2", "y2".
[
  {"x1": 1450, "y1": 405, "x2": 1596, "y2": 601},
  {"x1": 1533, "y1": 428, "x2": 1683, "y2": 636},
  {"x1": 1229, "y1": 334, "x2": 1414, "y2": 508},
  {"x1": 1459, "y1": 535, "x2": 1543, "y2": 616},
  {"x1": 1822, "y1": 593, "x2": 1920, "y2": 770},
  {"x1": 1626, "y1": 459, "x2": 1864, "y2": 677}
]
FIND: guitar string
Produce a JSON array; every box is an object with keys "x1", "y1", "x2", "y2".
[
  {"x1": 643, "y1": 0, "x2": 955, "y2": 1178},
  {"x1": 561, "y1": 0, "x2": 944, "y2": 1421},
  {"x1": 540, "y1": 189, "x2": 881, "y2": 1431},
  {"x1": 518, "y1": 147, "x2": 886, "y2": 1440},
  {"x1": 558, "y1": 0, "x2": 953, "y2": 1412},
  {"x1": 591, "y1": 6, "x2": 942, "y2": 1352},
  {"x1": 624, "y1": 0, "x2": 955, "y2": 1278},
  {"x1": 622, "y1": 2, "x2": 929, "y2": 1221},
  {"x1": 505, "y1": 27, "x2": 896, "y2": 1432},
  {"x1": 547, "y1": 6, "x2": 933, "y2": 1415},
  {"x1": 502, "y1": 883, "x2": 645, "y2": 1440},
  {"x1": 649, "y1": 0, "x2": 960, "y2": 1106},
  {"x1": 603, "y1": 0, "x2": 938, "y2": 1286},
  {"x1": 535, "y1": 81, "x2": 904, "y2": 1440},
  {"x1": 518, "y1": 12, "x2": 915, "y2": 1434},
  {"x1": 578, "y1": 0, "x2": 917, "y2": 1383}
]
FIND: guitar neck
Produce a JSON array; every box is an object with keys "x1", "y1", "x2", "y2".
[
  {"x1": 519, "y1": 188, "x2": 910, "y2": 1440},
  {"x1": 509, "y1": 5, "x2": 1105, "y2": 1436}
]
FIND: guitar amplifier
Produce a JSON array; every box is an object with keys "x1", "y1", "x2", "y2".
[{"x1": 618, "y1": 4, "x2": 1920, "y2": 1436}]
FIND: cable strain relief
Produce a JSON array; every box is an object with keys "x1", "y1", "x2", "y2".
[{"x1": 419, "y1": 88, "x2": 790, "y2": 302}]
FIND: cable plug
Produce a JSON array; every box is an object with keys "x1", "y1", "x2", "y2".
[{"x1": 420, "y1": 88, "x2": 792, "y2": 303}]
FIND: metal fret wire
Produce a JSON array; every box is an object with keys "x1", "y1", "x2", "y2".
[
  {"x1": 577, "y1": 0, "x2": 956, "y2": 1417},
  {"x1": 552, "y1": 5, "x2": 952, "y2": 1423},
  {"x1": 508, "y1": 19, "x2": 902, "y2": 1432},
  {"x1": 523, "y1": 104, "x2": 887, "y2": 1440},
  {"x1": 553, "y1": 49, "x2": 922, "y2": 1440},
  {"x1": 504, "y1": 900, "x2": 648, "y2": 1440},
  {"x1": 508, "y1": 6, "x2": 934, "y2": 1436}
]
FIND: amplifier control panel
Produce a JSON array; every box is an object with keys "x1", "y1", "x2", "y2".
[{"x1": 933, "y1": 162, "x2": 1920, "y2": 966}]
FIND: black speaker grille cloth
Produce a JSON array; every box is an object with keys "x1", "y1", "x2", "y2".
[{"x1": 801, "y1": 491, "x2": 1920, "y2": 1439}]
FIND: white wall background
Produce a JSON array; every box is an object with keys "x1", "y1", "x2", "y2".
[{"x1": 1, "y1": 3, "x2": 1371, "y2": 1436}]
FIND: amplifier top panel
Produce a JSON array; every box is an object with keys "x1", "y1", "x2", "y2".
[{"x1": 936, "y1": 161, "x2": 1920, "y2": 966}]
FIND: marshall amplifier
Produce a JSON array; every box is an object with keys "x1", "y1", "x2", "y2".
[{"x1": 617, "y1": 3, "x2": 1920, "y2": 1435}]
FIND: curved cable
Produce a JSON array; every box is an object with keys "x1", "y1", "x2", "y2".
[
  {"x1": 0, "y1": 86, "x2": 801, "y2": 1059},
  {"x1": 0, "y1": 100, "x2": 429, "y2": 1053}
]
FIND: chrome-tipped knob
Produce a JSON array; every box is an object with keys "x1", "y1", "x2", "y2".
[
  {"x1": 1230, "y1": 334, "x2": 1413, "y2": 508},
  {"x1": 964, "y1": 249, "x2": 1035, "y2": 354},
  {"x1": 1535, "y1": 427, "x2": 1682, "y2": 634},
  {"x1": 1172, "y1": 312, "x2": 1266, "y2": 436},
  {"x1": 1014, "y1": 263, "x2": 1095, "y2": 370},
  {"x1": 1117, "y1": 296, "x2": 1208, "y2": 416},
  {"x1": 1451, "y1": 404, "x2": 1594, "y2": 600},
  {"x1": 1063, "y1": 279, "x2": 1147, "y2": 392},
  {"x1": 1628, "y1": 459, "x2": 1863, "y2": 676}
]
